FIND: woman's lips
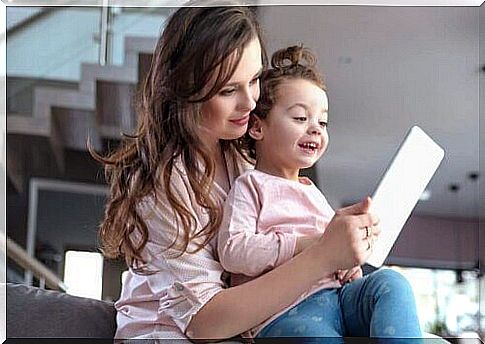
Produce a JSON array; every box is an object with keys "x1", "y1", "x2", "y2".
[{"x1": 229, "y1": 115, "x2": 250, "y2": 126}]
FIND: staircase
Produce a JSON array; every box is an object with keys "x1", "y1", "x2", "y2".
[{"x1": 7, "y1": 36, "x2": 158, "y2": 193}]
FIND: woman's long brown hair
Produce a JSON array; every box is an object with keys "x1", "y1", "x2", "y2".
[{"x1": 91, "y1": 6, "x2": 266, "y2": 272}]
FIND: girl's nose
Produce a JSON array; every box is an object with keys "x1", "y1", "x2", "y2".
[{"x1": 308, "y1": 123, "x2": 322, "y2": 135}]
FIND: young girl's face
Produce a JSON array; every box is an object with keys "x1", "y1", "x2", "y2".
[
  {"x1": 199, "y1": 37, "x2": 263, "y2": 148},
  {"x1": 251, "y1": 78, "x2": 329, "y2": 180}
]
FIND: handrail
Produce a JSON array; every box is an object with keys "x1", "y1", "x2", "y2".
[
  {"x1": 6, "y1": 8, "x2": 56, "y2": 36},
  {"x1": 99, "y1": 1, "x2": 113, "y2": 66},
  {"x1": 0, "y1": 231, "x2": 67, "y2": 291}
]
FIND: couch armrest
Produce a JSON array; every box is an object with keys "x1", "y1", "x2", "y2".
[{"x1": 7, "y1": 283, "x2": 116, "y2": 338}]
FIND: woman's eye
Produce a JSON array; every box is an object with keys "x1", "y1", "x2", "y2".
[
  {"x1": 220, "y1": 88, "x2": 236, "y2": 96},
  {"x1": 249, "y1": 77, "x2": 260, "y2": 86},
  {"x1": 319, "y1": 121, "x2": 328, "y2": 128},
  {"x1": 294, "y1": 116, "x2": 307, "y2": 122}
]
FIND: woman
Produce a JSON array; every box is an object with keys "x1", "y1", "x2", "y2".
[{"x1": 93, "y1": 4, "x2": 381, "y2": 340}]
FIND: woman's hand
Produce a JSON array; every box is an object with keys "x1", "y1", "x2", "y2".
[{"x1": 316, "y1": 197, "x2": 380, "y2": 271}]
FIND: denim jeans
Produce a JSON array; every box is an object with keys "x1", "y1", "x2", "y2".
[{"x1": 256, "y1": 269, "x2": 422, "y2": 343}]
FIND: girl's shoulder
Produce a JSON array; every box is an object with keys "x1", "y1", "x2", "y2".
[
  {"x1": 236, "y1": 169, "x2": 266, "y2": 183},
  {"x1": 233, "y1": 169, "x2": 282, "y2": 191},
  {"x1": 225, "y1": 145, "x2": 254, "y2": 180}
]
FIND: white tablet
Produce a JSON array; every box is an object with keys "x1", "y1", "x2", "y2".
[{"x1": 366, "y1": 126, "x2": 445, "y2": 267}]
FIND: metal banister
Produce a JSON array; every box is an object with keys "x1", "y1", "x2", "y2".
[{"x1": 0, "y1": 231, "x2": 66, "y2": 291}]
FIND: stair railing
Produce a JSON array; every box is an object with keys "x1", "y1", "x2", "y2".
[{"x1": 0, "y1": 231, "x2": 67, "y2": 291}]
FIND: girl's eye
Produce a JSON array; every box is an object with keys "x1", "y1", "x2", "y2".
[
  {"x1": 319, "y1": 121, "x2": 328, "y2": 128},
  {"x1": 220, "y1": 88, "x2": 236, "y2": 96},
  {"x1": 294, "y1": 116, "x2": 307, "y2": 122},
  {"x1": 249, "y1": 77, "x2": 260, "y2": 86}
]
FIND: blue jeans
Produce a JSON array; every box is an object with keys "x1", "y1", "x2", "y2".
[{"x1": 256, "y1": 269, "x2": 422, "y2": 343}]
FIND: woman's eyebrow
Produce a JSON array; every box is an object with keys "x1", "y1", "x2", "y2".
[{"x1": 224, "y1": 68, "x2": 263, "y2": 87}]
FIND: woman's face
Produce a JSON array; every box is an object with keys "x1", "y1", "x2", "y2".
[{"x1": 199, "y1": 37, "x2": 263, "y2": 147}]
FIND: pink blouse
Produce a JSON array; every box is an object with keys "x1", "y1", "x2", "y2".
[{"x1": 114, "y1": 154, "x2": 247, "y2": 340}]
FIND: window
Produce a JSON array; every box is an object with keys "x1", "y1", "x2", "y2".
[
  {"x1": 389, "y1": 266, "x2": 483, "y2": 337},
  {"x1": 64, "y1": 250, "x2": 103, "y2": 300}
]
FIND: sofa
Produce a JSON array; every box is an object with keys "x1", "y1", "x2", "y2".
[
  {"x1": 6, "y1": 282, "x2": 454, "y2": 343},
  {"x1": 6, "y1": 283, "x2": 116, "y2": 340}
]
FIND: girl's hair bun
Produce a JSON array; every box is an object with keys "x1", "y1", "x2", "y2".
[{"x1": 271, "y1": 45, "x2": 316, "y2": 69}]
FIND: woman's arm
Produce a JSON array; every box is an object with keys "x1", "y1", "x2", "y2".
[
  {"x1": 187, "y1": 197, "x2": 380, "y2": 340},
  {"x1": 187, "y1": 242, "x2": 334, "y2": 340},
  {"x1": 294, "y1": 233, "x2": 323, "y2": 255}
]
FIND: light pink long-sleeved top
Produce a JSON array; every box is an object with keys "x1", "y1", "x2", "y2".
[
  {"x1": 218, "y1": 169, "x2": 342, "y2": 336},
  {"x1": 114, "y1": 153, "x2": 248, "y2": 340}
]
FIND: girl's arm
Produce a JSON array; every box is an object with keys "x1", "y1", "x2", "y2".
[
  {"x1": 218, "y1": 178, "x2": 299, "y2": 277},
  {"x1": 187, "y1": 198, "x2": 380, "y2": 340}
]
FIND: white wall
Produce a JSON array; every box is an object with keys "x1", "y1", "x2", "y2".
[{"x1": 259, "y1": 6, "x2": 480, "y2": 218}]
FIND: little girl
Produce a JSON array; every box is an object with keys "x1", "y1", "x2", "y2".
[{"x1": 217, "y1": 45, "x2": 422, "y2": 341}]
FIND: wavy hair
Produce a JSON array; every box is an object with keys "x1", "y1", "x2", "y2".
[{"x1": 91, "y1": 6, "x2": 267, "y2": 272}]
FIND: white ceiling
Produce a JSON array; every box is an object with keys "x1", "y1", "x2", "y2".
[
  {"x1": 259, "y1": 5, "x2": 482, "y2": 218},
  {"x1": 2, "y1": 0, "x2": 483, "y2": 5}
]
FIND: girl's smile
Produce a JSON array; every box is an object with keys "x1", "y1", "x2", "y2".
[{"x1": 251, "y1": 78, "x2": 329, "y2": 181}]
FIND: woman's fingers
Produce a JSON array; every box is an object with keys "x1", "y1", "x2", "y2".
[
  {"x1": 359, "y1": 224, "x2": 381, "y2": 240},
  {"x1": 360, "y1": 225, "x2": 380, "y2": 256},
  {"x1": 352, "y1": 223, "x2": 380, "y2": 262},
  {"x1": 319, "y1": 199, "x2": 381, "y2": 270},
  {"x1": 336, "y1": 197, "x2": 372, "y2": 216},
  {"x1": 352, "y1": 213, "x2": 380, "y2": 231}
]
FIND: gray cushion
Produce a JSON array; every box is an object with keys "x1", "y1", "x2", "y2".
[{"x1": 7, "y1": 283, "x2": 116, "y2": 338}]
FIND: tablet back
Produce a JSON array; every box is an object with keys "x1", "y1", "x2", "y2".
[{"x1": 366, "y1": 126, "x2": 445, "y2": 267}]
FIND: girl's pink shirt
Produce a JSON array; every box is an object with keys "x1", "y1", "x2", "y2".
[{"x1": 218, "y1": 169, "x2": 341, "y2": 336}]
